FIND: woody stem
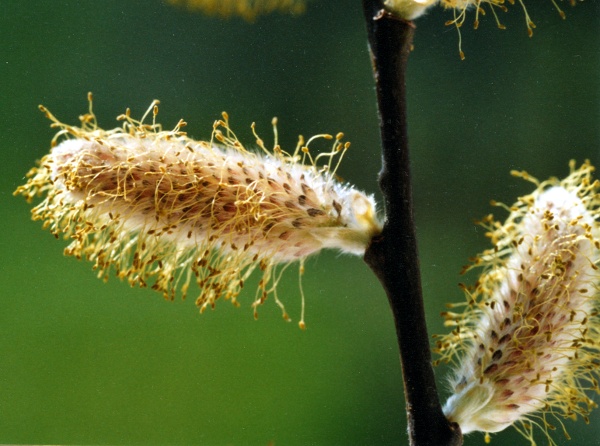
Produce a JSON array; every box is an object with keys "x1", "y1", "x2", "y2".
[{"x1": 361, "y1": 2, "x2": 462, "y2": 445}]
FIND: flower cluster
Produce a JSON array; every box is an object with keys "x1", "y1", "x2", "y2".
[
  {"x1": 384, "y1": 0, "x2": 581, "y2": 59},
  {"x1": 435, "y1": 161, "x2": 600, "y2": 444},
  {"x1": 166, "y1": 0, "x2": 305, "y2": 21},
  {"x1": 15, "y1": 95, "x2": 381, "y2": 328}
]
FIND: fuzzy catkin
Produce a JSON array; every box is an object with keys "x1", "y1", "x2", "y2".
[
  {"x1": 436, "y1": 161, "x2": 600, "y2": 444},
  {"x1": 166, "y1": 0, "x2": 305, "y2": 21},
  {"x1": 15, "y1": 98, "x2": 381, "y2": 327}
]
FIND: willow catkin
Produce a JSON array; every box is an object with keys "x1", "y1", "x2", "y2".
[
  {"x1": 435, "y1": 161, "x2": 600, "y2": 444},
  {"x1": 165, "y1": 0, "x2": 306, "y2": 21},
  {"x1": 15, "y1": 96, "x2": 382, "y2": 328}
]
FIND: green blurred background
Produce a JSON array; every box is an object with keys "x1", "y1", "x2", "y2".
[{"x1": 1, "y1": 0, "x2": 598, "y2": 445}]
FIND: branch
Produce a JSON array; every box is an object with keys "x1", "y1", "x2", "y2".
[{"x1": 361, "y1": 2, "x2": 462, "y2": 445}]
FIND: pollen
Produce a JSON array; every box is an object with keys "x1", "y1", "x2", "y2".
[
  {"x1": 14, "y1": 94, "x2": 381, "y2": 327},
  {"x1": 435, "y1": 161, "x2": 600, "y2": 444}
]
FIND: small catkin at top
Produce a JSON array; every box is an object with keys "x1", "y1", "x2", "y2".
[{"x1": 166, "y1": 0, "x2": 306, "y2": 21}]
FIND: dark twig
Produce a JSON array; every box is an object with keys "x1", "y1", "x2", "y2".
[{"x1": 361, "y1": 1, "x2": 462, "y2": 445}]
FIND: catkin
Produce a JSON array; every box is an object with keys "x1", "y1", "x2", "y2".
[
  {"x1": 15, "y1": 97, "x2": 381, "y2": 327},
  {"x1": 436, "y1": 161, "x2": 600, "y2": 444}
]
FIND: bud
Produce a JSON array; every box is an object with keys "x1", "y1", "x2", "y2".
[
  {"x1": 384, "y1": 0, "x2": 439, "y2": 20},
  {"x1": 15, "y1": 96, "x2": 381, "y2": 327},
  {"x1": 436, "y1": 161, "x2": 600, "y2": 443}
]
